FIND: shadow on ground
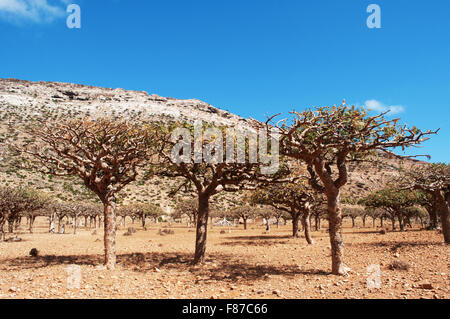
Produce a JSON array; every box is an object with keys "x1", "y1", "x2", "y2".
[{"x1": 0, "y1": 251, "x2": 331, "y2": 283}]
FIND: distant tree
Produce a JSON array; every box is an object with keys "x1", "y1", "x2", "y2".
[
  {"x1": 174, "y1": 199, "x2": 199, "y2": 226},
  {"x1": 0, "y1": 186, "x2": 49, "y2": 240},
  {"x1": 258, "y1": 102, "x2": 436, "y2": 274},
  {"x1": 401, "y1": 163, "x2": 449, "y2": 243},
  {"x1": 228, "y1": 206, "x2": 258, "y2": 230},
  {"x1": 17, "y1": 118, "x2": 161, "y2": 269},
  {"x1": 360, "y1": 189, "x2": 426, "y2": 231},
  {"x1": 156, "y1": 123, "x2": 287, "y2": 264},
  {"x1": 249, "y1": 180, "x2": 316, "y2": 243},
  {"x1": 341, "y1": 205, "x2": 365, "y2": 228}
]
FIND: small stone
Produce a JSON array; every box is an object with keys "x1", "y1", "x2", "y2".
[{"x1": 419, "y1": 283, "x2": 433, "y2": 290}]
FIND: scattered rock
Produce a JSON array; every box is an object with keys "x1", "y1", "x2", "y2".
[
  {"x1": 29, "y1": 248, "x2": 39, "y2": 257},
  {"x1": 159, "y1": 229, "x2": 174, "y2": 235},
  {"x1": 388, "y1": 260, "x2": 409, "y2": 271},
  {"x1": 418, "y1": 283, "x2": 433, "y2": 290}
]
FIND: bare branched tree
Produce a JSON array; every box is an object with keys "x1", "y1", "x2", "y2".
[
  {"x1": 256, "y1": 102, "x2": 437, "y2": 275},
  {"x1": 401, "y1": 163, "x2": 449, "y2": 243},
  {"x1": 16, "y1": 118, "x2": 161, "y2": 269},
  {"x1": 155, "y1": 123, "x2": 289, "y2": 264}
]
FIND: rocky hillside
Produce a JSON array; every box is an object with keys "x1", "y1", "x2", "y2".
[{"x1": 0, "y1": 78, "x2": 426, "y2": 212}]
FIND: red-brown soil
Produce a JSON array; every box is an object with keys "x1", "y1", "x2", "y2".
[{"x1": 0, "y1": 219, "x2": 448, "y2": 299}]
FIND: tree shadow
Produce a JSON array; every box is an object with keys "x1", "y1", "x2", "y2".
[
  {"x1": 227, "y1": 235, "x2": 294, "y2": 241},
  {"x1": 353, "y1": 240, "x2": 442, "y2": 250},
  {"x1": 220, "y1": 240, "x2": 290, "y2": 247},
  {"x1": 0, "y1": 251, "x2": 331, "y2": 282}
]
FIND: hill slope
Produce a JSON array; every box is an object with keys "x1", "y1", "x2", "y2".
[{"x1": 0, "y1": 78, "x2": 426, "y2": 212}]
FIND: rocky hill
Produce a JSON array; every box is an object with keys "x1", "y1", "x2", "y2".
[{"x1": 0, "y1": 78, "x2": 427, "y2": 212}]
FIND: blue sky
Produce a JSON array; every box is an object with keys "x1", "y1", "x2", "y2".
[{"x1": 0, "y1": 0, "x2": 449, "y2": 163}]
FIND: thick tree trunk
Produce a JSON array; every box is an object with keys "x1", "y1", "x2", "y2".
[
  {"x1": 302, "y1": 211, "x2": 313, "y2": 244},
  {"x1": 194, "y1": 194, "x2": 210, "y2": 264},
  {"x1": 314, "y1": 215, "x2": 320, "y2": 231},
  {"x1": 398, "y1": 214, "x2": 404, "y2": 231},
  {"x1": 428, "y1": 201, "x2": 438, "y2": 229},
  {"x1": 243, "y1": 218, "x2": 247, "y2": 230},
  {"x1": 436, "y1": 193, "x2": 450, "y2": 244},
  {"x1": 327, "y1": 191, "x2": 346, "y2": 275},
  {"x1": 292, "y1": 213, "x2": 300, "y2": 237},
  {"x1": 29, "y1": 216, "x2": 35, "y2": 234},
  {"x1": 103, "y1": 196, "x2": 117, "y2": 270},
  {"x1": 0, "y1": 214, "x2": 7, "y2": 241},
  {"x1": 0, "y1": 223, "x2": 5, "y2": 242},
  {"x1": 74, "y1": 214, "x2": 78, "y2": 234},
  {"x1": 391, "y1": 216, "x2": 396, "y2": 231},
  {"x1": 141, "y1": 214, "x2": 146, "y2": 229},
  {"x1": 8, "y1": 218, "x2": 14, "y2": 233}
]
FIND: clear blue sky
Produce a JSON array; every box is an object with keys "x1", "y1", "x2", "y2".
[{"x1": 0, "y1": 0, "x2": 448, "y2": 162}]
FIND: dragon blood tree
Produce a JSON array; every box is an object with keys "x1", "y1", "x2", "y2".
[
  {"x1": 249, "y1": 179, "x2": 317, "y2": 243},
  {"x1": 402, "y1": 163, "x2": 449, "y2": 243},
  {"x1": 255, "y1": 102, "x2": 436, "y2": 275},
  {"x1": 16, "y1": 118, "x2": 161, "y2": 269},
  {"x1": 154, "y1": 121, "x2": 287, "y2": 264},
  {"x1": 359, "y1": 188, "x2": 426, "y2": 231}
]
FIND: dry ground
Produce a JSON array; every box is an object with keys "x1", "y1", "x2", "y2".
[{"x1": 0, "y1": 218, "x2": 448, "y2": 299}]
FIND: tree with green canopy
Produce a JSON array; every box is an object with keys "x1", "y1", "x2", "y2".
[{"x1": 255, "y1": 102, "x2": 436, "y2": 274}]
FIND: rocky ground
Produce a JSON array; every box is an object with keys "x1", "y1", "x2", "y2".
[{"x1": 0, "y1": 219, "x2": 448, "y2": 299}]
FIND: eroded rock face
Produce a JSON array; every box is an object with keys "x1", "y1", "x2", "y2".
[{"x1": 0, "y1": 78, "x2": 247, "y2": 127}]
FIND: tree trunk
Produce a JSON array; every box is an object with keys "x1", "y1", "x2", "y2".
[
  {"x1": 398, "y1": 213, "x2": 404, "y2": 231},
  {"x1": 380, "y1": 216, "x2": 384, "y2": 228},
  {"x1": 428, "y1": 198, "x2": 438, "y2": 229},
  {"x1": 292, "y1": 213, "x2": 300, "y2": 238},
  {"x1": 351, "y1": 217, "x2": 355, "y2": 228},
  {"x1": 103, "y1": 196, "x2": 117, "y2": 270},
  {"x1": 141, "y1": 214, "x2": 146, "y2": 229},
  {"x1": 0, "y1": 224, "x2": 5, "y2": 242},
  {"x1": 302, "y1": 211, "x2": 313, "y2": 244},
  {"x1": 0, "y1": 214, "x2": 7, "y2": 241},
  {"x1": 327, "y1": 191, "x2": 346, "y2": 275},
  {"x1": 391, "y1": 216, "x2": 396, "y2": 231},
  {"x1": 29, "y1": 216, "x2": 35, "y2": 234},
  {"x1": 372, "y1": 217, "x2": 376, "y2": 228},
  {"x1": 74, "y1": 214, "x2": 78, "y2": 234},
  {"x1": 8, "y1": 219, "x2": 14, "y2": 233},
  {"x1": 436, "y1": 193, "x2": 450, "y2": 244},
  {"x1": 362, "y1": 216, "x2": 366, "y2": 228},
  {"x1": 194, "y1": 193, "x2": 210, "y2": 264},
  {"x1": 243, "y1": 218, "x2": 247, "y2": 230},
  {"x1": 314, "y1": 215, "x2": 320, "y2": 231}
]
